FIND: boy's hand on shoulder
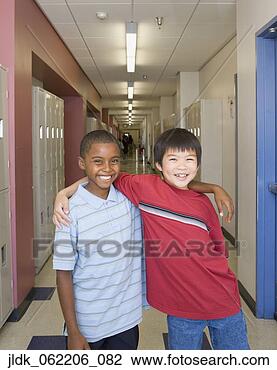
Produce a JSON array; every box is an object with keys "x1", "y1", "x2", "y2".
[
  {"x1": 53, "y1": 190, "x2": 71, "y2": 228},
  {"x1": 213, "y1": 185, "x2": 234, "y2": 223},
  {"x1": 67, "y1": 333, "x2": 90, "y2": 350}
]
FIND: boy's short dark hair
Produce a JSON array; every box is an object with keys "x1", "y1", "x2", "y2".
[
  {"x1": 80, "y1": 130, "x2": 120, "y2": 158},
  {"x1": 154, "y1": 128, "x2": 202, "y2": 166}
]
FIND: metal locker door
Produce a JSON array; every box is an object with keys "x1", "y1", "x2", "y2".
[
  {"x1": 52, "y1": 96, "x2": 58, "y2": 171},
  {"x1": 0, "y1": 189, "x2": 13, "y2": 326},
  {"x1": 45, "y1": 92, "x2": 52, "y2": 172},
  {"x1": 46, "y1": 170, "x2": 55, "y2": 237},
  {"x1": 32, "y1": 87, "x2": 46, "y2": 175},
  {"x1": 0, "y1": 67, "x2": 9, "y2": 192},
  {"x1": 56, "y1": 99, "x2": 61, "y2": 172},
  {"x1": 36, "y1": 173, "x2": 47, "y2": 238},
  {"x1": 38, "y1": 88, "x2": 47, "y2": 175}
]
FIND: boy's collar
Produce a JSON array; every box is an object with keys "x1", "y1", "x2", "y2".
[{"x1": 78, "y1": 183, "x2": 118, "y2": 209}]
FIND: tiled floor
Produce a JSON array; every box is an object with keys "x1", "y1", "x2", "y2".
[{"x1": 0, "y1": 155, "x2": 276, "y2": 350}]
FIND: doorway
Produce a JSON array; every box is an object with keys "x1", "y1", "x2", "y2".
[{"x1": 256, "y1": 17, "x2": 277, "y2": 319}]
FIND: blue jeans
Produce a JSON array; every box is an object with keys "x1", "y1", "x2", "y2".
[{"x1": 167, "y1": 310, "x2": 250, "y2": 350}]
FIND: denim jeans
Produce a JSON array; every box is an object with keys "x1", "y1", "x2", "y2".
[{"x1": 167, "y1": 309, "x2": 250, "y2": 350}]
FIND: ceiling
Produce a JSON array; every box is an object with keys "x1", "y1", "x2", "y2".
[{"x1": 34, "y1": 0, "x2": 236, "y2": 126}]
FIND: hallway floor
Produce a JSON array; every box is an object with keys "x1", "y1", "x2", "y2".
[{"x1": 0, "y1": 156, "x2": 276, "y2": 350}]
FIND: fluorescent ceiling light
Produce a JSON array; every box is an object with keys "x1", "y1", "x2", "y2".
[
  {"x1": 128, "y1": 103, "x2": 132, "y2": 111},
  {"x1": 128, "y1": 81, "x2": 134, "y2": 99},
  {"x1": 126, "y1": 22, "x2": 137, "y2": 73}
]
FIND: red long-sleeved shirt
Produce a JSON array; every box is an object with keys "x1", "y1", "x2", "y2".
[{"x1": 115, "y1": 173, "x2": 241, "y2": 319}]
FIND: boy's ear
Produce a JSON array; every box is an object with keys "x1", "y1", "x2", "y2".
[
  {"x1": 155, "y1": 162, "x2": 162, "y2": 172},
  {"x1": 78, "y1": 156, "x2": 85, "y2": 170}
]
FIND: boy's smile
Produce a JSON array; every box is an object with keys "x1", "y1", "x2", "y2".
[
  {"x1": 78, "y1": 143, "x2": 120, "y2": 199},
  {"x1": 156, "y1": 148, "x2": 198, "y2": 190}
]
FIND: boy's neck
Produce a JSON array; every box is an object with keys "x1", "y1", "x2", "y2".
[
  {"x1": 161, "y1": 175, "x2": 190, "y2": 191},
  {"x1": 84, "y1": 183, "x2": 110, "y2": 199}
]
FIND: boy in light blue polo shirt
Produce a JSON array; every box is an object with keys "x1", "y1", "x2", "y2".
[{"x1": 53, "y1": 130, "x2": 144, "y2": 350}]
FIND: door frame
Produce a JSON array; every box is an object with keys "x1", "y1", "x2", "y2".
[{"x1": 256, "y1": 17, "x2": 277, "y2": 319}]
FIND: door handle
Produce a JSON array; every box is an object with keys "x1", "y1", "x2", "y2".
[{"x1": 269, "y1": 184, "x2": 277, "y2": 194}]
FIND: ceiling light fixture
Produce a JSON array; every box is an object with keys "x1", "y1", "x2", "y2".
[
  {"x1": 155, "y1": 16, "x2": 163, "y2": 29},
  {"x1": 128, "y1": 81, "x2": 134, "y2": 99},
  {"x1": 128, "y1": 102, "x2": 132, "y2": 111},
  {"x1": 96, "y1": 11, "x2": 108, "y2": 20},
  {"x1": 269, "y1": 27, "x2": 277, "y2": 33},
  {"x1": 126, "y1": 22, "x2": 137, "y2": 73}
]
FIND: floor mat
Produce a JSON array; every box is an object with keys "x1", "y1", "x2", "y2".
[
  {"x1": 27, "y1": 336, "x2": 66, "y2": 350},
  {"x1": 30, "y1": 287, "x2": 56, "y2": 301}
]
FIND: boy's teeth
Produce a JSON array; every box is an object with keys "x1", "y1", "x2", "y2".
[
  {"x1": 176, "y1": 174, "x2": 187, "y2": 178},
  {"x1": 99, "y1": 176, "x2": 112, "y2": 180}
]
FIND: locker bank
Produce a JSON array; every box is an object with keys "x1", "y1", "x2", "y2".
[{"x1": 0, "y1": 0, "x2": 277, "y2": 349}]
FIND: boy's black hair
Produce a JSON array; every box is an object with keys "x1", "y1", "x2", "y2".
[
  {"x1": 80, "y1": 130, "x2": 120, "y2": 158},
  {"x1": 154, "y1": 128, "x2": 202, "y2": 166}
]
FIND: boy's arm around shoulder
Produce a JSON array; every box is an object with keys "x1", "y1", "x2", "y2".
[
  {"x1": 188, "y1": 180, "x2": 234, "y2": 223},
  {"x1": 203, "y1": 196, "x2": 229, "y2": 258},
  {"x1": 114, "y1": 172, "x2": 155, "y2": 206}
]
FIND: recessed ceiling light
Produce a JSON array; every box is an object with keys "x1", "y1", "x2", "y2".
[
  {"x1": 96, "y1": 12, "x2": 108, "y2": 20},
  {"x1": 143, "y1": 74, "x2": 148, "y2": 80}
]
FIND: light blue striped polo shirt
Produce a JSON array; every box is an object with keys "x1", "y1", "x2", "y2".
[{"x1": 53, "y1": 183, "x2": 145, "y2": 342}]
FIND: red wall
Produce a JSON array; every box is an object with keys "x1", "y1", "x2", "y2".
[
  {"x1": 64, "y1": 97, "x2": 86, "y2": 186},
  {"x1": 1, "y1": 0, "x2": 102, "y2": 307}
]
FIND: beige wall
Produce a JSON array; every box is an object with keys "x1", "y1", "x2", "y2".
[
  {"x1": 199, "y1": 37, "x2": 237, "y2": 238},
  {"x1": 237, "y1": 0, "x2": 277, "y2": 299}
]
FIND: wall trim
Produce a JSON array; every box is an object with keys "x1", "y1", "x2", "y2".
[
  {"x1": 7, "y1": 288, "x2": 34, "y2": 322},
  {"x1": 222, "y1": 227, "x2": 235, "y2": 246},
  {"x1": 238, "y1": 280, "x2": 256, "y2": 317}
]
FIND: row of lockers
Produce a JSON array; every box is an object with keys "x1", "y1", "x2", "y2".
[
  {"x1": 32, "y1": 87, "x2": 65, "y2": 273},
  {"x1": 32, "y1": 87, "x2": 64, "y2": 174},
  {"x1": 0, "y1": 66, "x2": 13, "y2": 329}
]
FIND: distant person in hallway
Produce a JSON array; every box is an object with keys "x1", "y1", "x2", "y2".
[
  {"x1": 122, "y1": 134, "x2": 129, "y2": 159},
  {"x1": 53, "y1": 129, "x2": 247, "y2": 350},
  {"x1": 53, "y1": 130, "x2": 146, "y2": 350}
]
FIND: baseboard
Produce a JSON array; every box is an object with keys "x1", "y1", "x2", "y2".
[
  {"x1": 222, "y1": 227, "x2": 235, "y2": 246},
  {"x1": 7, "y1": 288, "x2": 34, "y2": 322},
  {"x1": 238, "y1": 280, "x2": 256, "y2": 317}
]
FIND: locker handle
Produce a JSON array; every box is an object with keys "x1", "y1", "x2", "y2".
[
  {"x1": 40, "y1": 211, "x2": 43, "y2": 225},
  {"x1": 1, "y1": 244, "x2": 6, "y2": 267},
  {"x1": 0, "y1": 119, "x2": 3, "y2": 139}
]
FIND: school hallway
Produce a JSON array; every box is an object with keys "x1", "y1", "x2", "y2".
[
  {"x1": 1, "y1": 0, "x2": 277, "y2": 351},
  {"x1": 0, "y1": 155, "x2": 275, "y2": 350}
]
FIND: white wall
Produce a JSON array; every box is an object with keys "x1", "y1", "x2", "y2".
[
  {"x1": 237, "y1": 0, "x2": 277, "y2": 299},
  {"x1": 199, "y1": 37, "x2": 237, "y2": 238},
  {"x1": 177, "y1": 72, "x2": 199, "y2": 127},
  {"x1": 160, "y1": 96, "x2": 174, "y2": 132}
]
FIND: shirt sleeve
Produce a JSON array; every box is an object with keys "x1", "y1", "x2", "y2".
[
  {"x1": 114, "y1": 172, "x2": 145, "y2": 206},
  {"x1": 206, "y1": 199, "x2": 228, "y2": 258},
  {"x1": 52, "y1": 210, "x2": 78, "y2": 271}
]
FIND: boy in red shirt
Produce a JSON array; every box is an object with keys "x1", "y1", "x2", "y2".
[{"x1": 53, "y1": 128, "x2": 249, "y2": 349}]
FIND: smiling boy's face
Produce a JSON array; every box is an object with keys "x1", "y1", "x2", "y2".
[
  {"x1": 155, "y1": 148, "x2": 198, "y2": 190},
  {"x1": 78, "y1": 142, "x2": 120, "y2": 199}
]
